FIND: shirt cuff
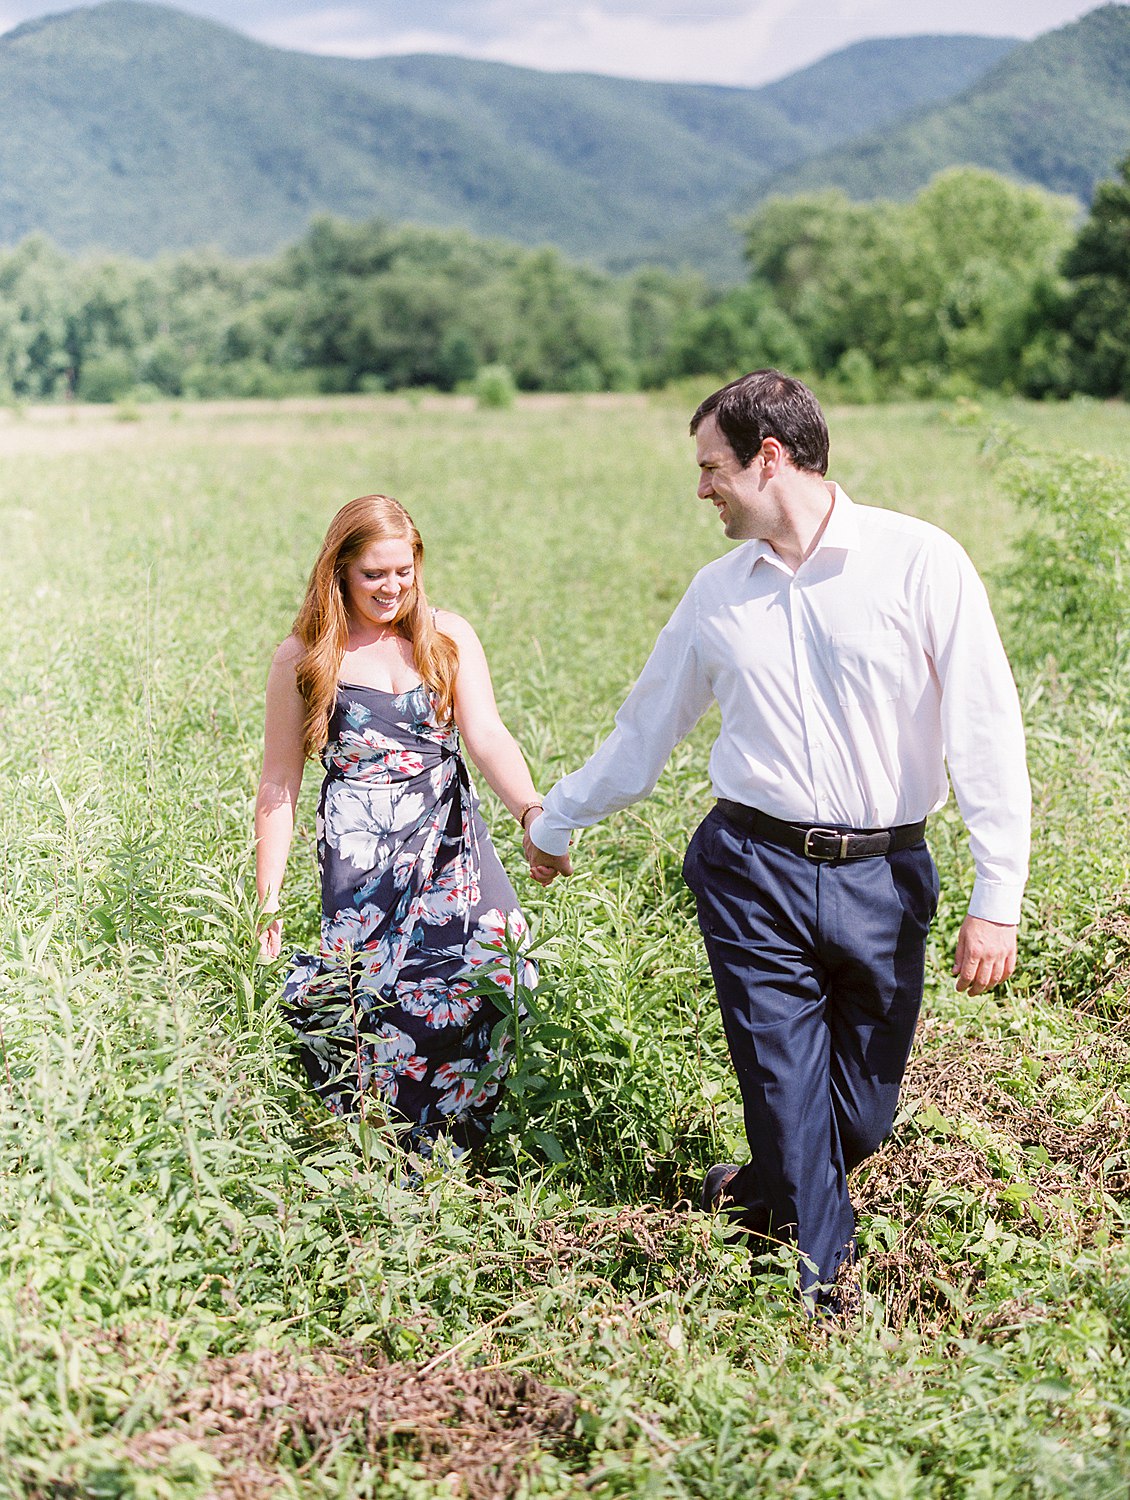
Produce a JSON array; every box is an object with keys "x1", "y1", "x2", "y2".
[
  {"x1": 968, "y1": 879, "x2": 1023, "y2": 926},
  {"x1": 526, "y1": 811, "x2": 572, "y2": 857}
]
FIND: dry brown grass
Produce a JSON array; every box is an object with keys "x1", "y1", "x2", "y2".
[
  {"x1": 0, "y1": 391, "x2": 651, "y2": 457},
  {"x1": 852, "y1": 1017, "x2": 1130, "y2": 1329},
  {"x1": 126, "y1": 1346, "x2": 577, "y2": 1499},
  {"x1": 1048, "y1": 899, "x2": 1130, "y2": 1015},
  {"x1": 526, "y1": 1203, "x2": 703, "y2": 1283}
]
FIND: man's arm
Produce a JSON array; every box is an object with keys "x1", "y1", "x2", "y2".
[
  {"x1": 924, "y1": 537, "x2": 1031, "y2": 989},
  {"x1": 526, "y1": 581, "x2": 714, "y2": 871}
]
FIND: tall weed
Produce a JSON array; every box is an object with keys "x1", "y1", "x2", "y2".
[
  {"x1": 997, "y1": 444, "x2": 1130, "y2": 672},
  {"x1": 987, "y1": 434, "x2": 1130, "y2": 1016}
]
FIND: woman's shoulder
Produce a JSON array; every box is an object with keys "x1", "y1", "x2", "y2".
[
  {"x1": 271, "y1": 634, "x2": 306, "y2": 671},
  {"x1": 433, "y1": 609, "x2": 476, "y2": 644}
]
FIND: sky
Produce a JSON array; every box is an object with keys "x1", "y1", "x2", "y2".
[{"x1": 0, "y1": 0, "x2": 1113, "y2": 86}]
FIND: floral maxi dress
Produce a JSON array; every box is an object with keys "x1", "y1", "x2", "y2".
[{"x1": 283, "y1": 680, "x2": 535, "y2": 1150}]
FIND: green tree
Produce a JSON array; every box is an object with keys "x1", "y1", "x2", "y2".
[
  {"x1": 435, "y1": 329, "x2": 479, "y2": 390},
  {"x1": 742, "y1": 191, "x2": 901, "y2": 373},
  {"x1": 1061, "y1": 152, "x2": 1130, "y2": 397},
  {"x1": 0, "y1": 236, "x2": 73, "y2": 397},
  {"x1": 666, "y1": 282, "x2": 811, "y2": 379},
  {"x1": 77, "y1": 349, "x2": 138, "y2": 403},
  {"x1": 502, "y1": 248, "x2": 630, "y2": 391},
  {"x1": 912, "y1": 170, "x2": 1075, "y2": 390},
  {"x1": 624, "y1": 267, "x2": 709, "y2": 388},
  {"x1": 341, "y1": 272, "x2": 467, "y2": 389},
  {"x1": 740, "y1": 170, "x2": 1075, "y2": 393},
  {"x1": 0, "y1": 217, "x2": 691, "y2": 400}
]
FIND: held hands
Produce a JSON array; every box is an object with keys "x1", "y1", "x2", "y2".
[
  {"x1": 953, "y1": 914, "x2": 1017, "y2": 996},
  {"x1": 519, "y1": 801, "x2": 573, "y2": 886},
  {"x1": 522, "y1": 826, "x2": 573, "y2": 886}
]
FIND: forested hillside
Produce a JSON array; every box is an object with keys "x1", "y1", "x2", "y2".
[
  {"x1": 757, "y1": 3, "x2": 1130, "y2": 206},
  {"x1": 5, "y1": 157, "x2": 1127, "y2": 405},
  {"x1": 0, "y1": 1, "x2": 1013, "y2": 267}
]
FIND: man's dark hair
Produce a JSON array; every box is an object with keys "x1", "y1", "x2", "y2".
[{"x1": 690, "y1": 370, "x2": 829, "y2": 475}]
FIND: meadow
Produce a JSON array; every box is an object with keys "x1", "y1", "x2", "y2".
[{"x1": 0, "y1": 389, "x2": 1128, "y2": 1497}]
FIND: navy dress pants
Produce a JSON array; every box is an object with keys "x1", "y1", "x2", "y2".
[{"x1": 682, "y1": 806, "x2": 939, "y2": 1299}]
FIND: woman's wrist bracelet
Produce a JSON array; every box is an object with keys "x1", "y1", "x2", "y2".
[{"x1": 518, "y1": 801, "x2": 544, "y2": 831}]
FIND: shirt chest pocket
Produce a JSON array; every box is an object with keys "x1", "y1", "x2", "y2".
[{"x1": 830, "y1": 628, "x2": 903, "y2": 707}]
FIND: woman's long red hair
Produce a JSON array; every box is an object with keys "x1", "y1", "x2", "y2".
[{"x1": 292, "y1": 494, "x2": 459, "y2": 758}]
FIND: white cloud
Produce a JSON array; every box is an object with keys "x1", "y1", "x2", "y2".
[
  {"x1": 253, "y1": 5, "x2": 409, "y2": 56},
  {"x1": 248, "y1": 0, "x2": 1106, "y2": 85},
  {"x1": 255, "y1": 1, "x2": 855, "y2": 84},
  {"x1": 456, "y1": 2, "x2": 802, "y2": 83},
  {"x1": 824, "y1": 0, "x2": 1097, "y2": 37},
  {"x1": 0, "y1": 1, "x2": 1112, "y2": 85}
]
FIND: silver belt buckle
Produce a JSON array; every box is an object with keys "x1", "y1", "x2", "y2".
[{"x1": 803, "y1": 827, "x2": 850, "y2": 861}]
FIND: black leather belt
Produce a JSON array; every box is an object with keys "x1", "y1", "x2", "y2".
[{"x1": 716, "y1": 799, "x2": 927, "y2": 862}]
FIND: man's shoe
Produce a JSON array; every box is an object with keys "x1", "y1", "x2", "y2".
[
  {"x1": 820, "y1": 1258, "x2": 863, "y2": 1324},
  {"x1": 700, "y1": 1162, "x2": 741, "y2": 1214}
]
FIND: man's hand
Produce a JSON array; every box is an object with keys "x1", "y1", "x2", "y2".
[
  {"x1": 953, "y1": 915, "x2": 1017, "y2": 995},
  {"x1": 523, "y1": 828, "x2": 573, "y2": 886}
]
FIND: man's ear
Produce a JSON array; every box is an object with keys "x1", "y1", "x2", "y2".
[{"x1": 759, "y1": 436, "x2": 785, "y2": 475}]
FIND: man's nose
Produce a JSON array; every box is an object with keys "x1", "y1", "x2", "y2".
[{"x1": 698, "y1": 475, "x2": 713, "y2": 498}]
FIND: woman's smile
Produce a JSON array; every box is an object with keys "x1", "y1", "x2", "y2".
[{"x1": 343, "y1": 538, "x2": 416, "y2": 625}]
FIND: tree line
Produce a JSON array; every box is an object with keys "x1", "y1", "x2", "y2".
[{"x1": 0, "y1": 160, "x2": 1127, "y2": 405}]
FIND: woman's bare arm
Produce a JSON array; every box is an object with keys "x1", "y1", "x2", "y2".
[
  {"x1": 442, "y1": 611, "x2": 548, "y2": 830},
  {"x1": 254, "y1": 636, "x2": 308, "y2": 957}
]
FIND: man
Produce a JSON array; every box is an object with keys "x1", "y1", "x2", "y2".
[{"x1": 524, "y1": 370, "x2": 1030, "y2": 1308}]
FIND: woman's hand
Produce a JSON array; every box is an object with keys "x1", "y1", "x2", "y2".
[
  {"x1": 523, "y1": 828, "x2": 573, "y2": 885},
  {"x1": 258, "y1": 914, "x2": 283, "y2": 961}
]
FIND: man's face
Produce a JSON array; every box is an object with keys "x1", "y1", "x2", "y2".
[{"x1": 695, "y1": 413, "x2": 767, "y2": 540}]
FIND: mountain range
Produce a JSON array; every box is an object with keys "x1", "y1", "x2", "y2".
[
  {"x1": 758, "y1": 2, "x2": 1130, "y2": 208},
  {"x1": 0, "y1": 1, "x2": 1127, "y2": 277}
]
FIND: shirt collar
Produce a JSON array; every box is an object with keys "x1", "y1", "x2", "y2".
[
  {"x1": 745, "y1": 482, "x2": 860, "y2": 574},
  {"x1": 817, "y1": 484, "x2": 860, "y2": 553}
]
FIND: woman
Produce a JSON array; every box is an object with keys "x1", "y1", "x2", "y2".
[{"x1": 255, "y1": 494, "x2": 545, "y2": 1152}]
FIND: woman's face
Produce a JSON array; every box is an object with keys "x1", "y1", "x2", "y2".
[{"x1": 342, "y1": 538, "x2": 416, "y2": 631}]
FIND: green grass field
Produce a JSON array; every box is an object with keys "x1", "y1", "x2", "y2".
[{"x1": 0, "y1": 391, "x2": 1128, "y2": 1497}]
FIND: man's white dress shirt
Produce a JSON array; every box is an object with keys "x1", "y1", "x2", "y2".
[{"x1": 530, "y1": 486, "x2": 1030, "y2": 925}]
